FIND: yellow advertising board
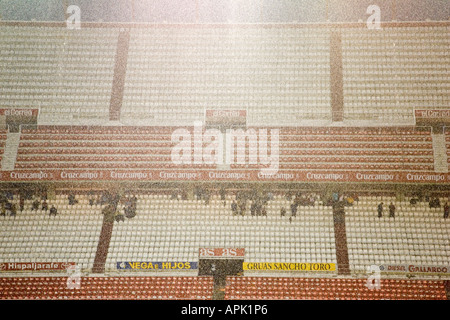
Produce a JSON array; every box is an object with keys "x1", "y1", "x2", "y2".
[{"x1": 243, "y1": 262, "x2": 336, "y2": 272}]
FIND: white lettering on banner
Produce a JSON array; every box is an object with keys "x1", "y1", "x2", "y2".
[
  {"x1": 257, "y1": 172, "x2": 294, "y2": 180},
  {"x1": 306, "y1": 172, "x2": 345, "y2": 181},
  {"x1": 406, "y1": 173, "x2": 445, "y2": 182},
  {"x1": 110, "y1": 171, "x2": 149, "y2": 179},
  {"x1": 208, "y1": 172, "x2": 249, "y2": 180},
  {"x1": 10, "y1": 171, "x2": 48, "y2": 180},
  {"x1": 61, "y1": 171, "x2": 99, "y2": 180},
  {"x1": 4, "y1": 109, "x2": 34, "y2": 116},
  {"x1": 356, "y1": 173, "x2": 394, "y2": 181},
  {"x1": 417, "y1": 110, "x2": 450, "y2": 118},
  {"x1": 159, "y1": 171, "x2": 202, "y2": 180}
]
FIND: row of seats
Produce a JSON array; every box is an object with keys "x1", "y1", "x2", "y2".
[
  {"x1": 13, "y1": 126, "x2": 435, "y2": 172},
  {"x1": 341, "y1": 26, "x2": 449, "y2": 123},
  {"x1": 0, "y1": 26, "x2": 119, "y2": 124},
  {"x1": 0, "y1": 276, "x2": 214, "y2": 300},
  {"x1": 346, "y1": 197, "x2": 450, "y2": 271},
  {"x1": 224, "y1": 277, "x2": 448, "y2": 300}
]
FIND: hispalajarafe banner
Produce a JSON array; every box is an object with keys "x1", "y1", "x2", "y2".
[
  {"x1": 1, "y1": 169, "x2": 449, "y2": 183},
  {"x1": 0, "y1": 262, "x2": 76, "y2": 271},
  {"x1": 243, "y1": 262, "x2": 336, "y2": 272},
  {"x1": 379, "y1": 264, "x2": 450, "y2": 274},
  {"x1": 116, "y1": 261, "x2": 198, "y2": 270}
]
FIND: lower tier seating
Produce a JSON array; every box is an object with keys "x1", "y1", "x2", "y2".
[
  {"x1": 225, "y1": 277, "x2": 447, "y2": 300},
  {"x1": 0, "y1": 276, "x2": 214, "y2": 300}
]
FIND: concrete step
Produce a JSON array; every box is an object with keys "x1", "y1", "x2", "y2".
[{"x1": 1, "y1": 132, "x2": 21, "y2": 171}]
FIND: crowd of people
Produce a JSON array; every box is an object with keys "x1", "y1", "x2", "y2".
[{"x1": 1, "y1": 189, "x2": 58, "y2": 217}]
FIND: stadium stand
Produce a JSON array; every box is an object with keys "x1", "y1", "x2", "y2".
[
  {"x1": 346, "y1": 196, "x2": 450, "y2": 273},
  {"x1": 122, "y1": 27, "x2": 332, "y2": 126},
  {"x1": 341, "y1": 25, "x2": 449, "y2": 124},
  {"x1": 0, "y1": 276, "x2": 214, "y2": 300},
  {"x1": 0, "y1": 193, "x2": 103, "y2": 271},
  {"x1": 106, "y1": 193, "x2": 337, "y2": 272},
  {"x1": 0, "y1": 25, "x2": 118, "y2": 124},
  {"x1": 224, "y1": 277, "x2": 448, "y2": 300},
  {"x1": 0, "y1": 20, "x2": 449, "y2": 301},
  {"x1": 13, "y1": 126, "x2": 434, "y2": 172}
]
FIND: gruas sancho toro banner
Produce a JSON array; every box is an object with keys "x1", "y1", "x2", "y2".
[{"x1": 414, "y1": 109, "x2": 450, "y2": 126}]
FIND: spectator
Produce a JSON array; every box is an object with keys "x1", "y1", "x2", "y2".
[
  {"x1": 262, "y1": 206, "x2": 267, "y2": 217},
  {"x1": 444, "y1": 203, "x2": 449, "y2": 219},
  {"x1": 88, "y1": 191, "x2": 95, "y2": 206},
  {"x1": 0, "y1": 202, "x2": 5, "y2": 216},
  {"x1": 239, "y1": 200, "x2": 246, "y2": 216},
  {"x1": 49, "y1": 205, "x2": 58, "y2": 216},
  {"x1": 68, "y1": 193, "x2": 78, "y2": 205},
  {"x1": 389, "y1": 203, "x2": 396, "y2": 218},
  {"x1": 231, "y1": 201, "x2": 238, "y2": 215},
  {"x1": 410, "y1": 198, "x2": 418, "y2": 206},
  {"x1": 291, "y1": 203, "x2": 298, "y2": 217},
  {"x1": 115, "y1": 209, "x2": 125, "y2": 222},
  {"x1": 10, "y1": 204, "x2": 16, "y2": 217},
  {"x1": 377, "y1": 202, "x2": 383, "y2": 218},
  {"x1": 41, "y1": 200, "x2": 48, "y2": 212},
  {"x1": 32, "y1": 199, "x2": 40, "y2": 211},
  {"x1": 280, "y1": 207, "x2": 286, "y2": 217},
  {"x1": 219, "y1": 187, "x2": 226, "y2": 201},
  {"x1": 250, "y1": 202, "x2": 256, "y2": 216},
  {"x1": 19, "y1": 196, "x2": 25, "y2": 212}
]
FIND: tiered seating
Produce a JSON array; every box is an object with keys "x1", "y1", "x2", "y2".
[
  {"x1": 0, "y1": 129, "x2": 6, "y2": 163},
  {"x1": 106, "y1": 194, "x2": 336, "y2": 272},
  {"x1": 123, "y1": 27, "x2": 331, "y2": 126},
  {"x1": 346, "y1": 196, "x2": 450, "y2": 273},
  {"x1": 342, "y1": 26, "x2": 449, "y2": 123},
  {"x1": 232, "y1": 126, "x2": 434, "y2": 171},
  {"x1": 0, "y1": 25, "x2": 119, "y2": 124},
  {"x1": 446, "y1": 128, "x2": 450, "y2": 171},
  {"x1": 0, "y1": 276, "x2": 213, "y2": 300},
  {"x1": 15, "y1": 126, "x2": 434, "y2": 172},
  {"x1": 16, "y1": 126, "x2": 214, "y2": 169},
  {"x1": 224, "y1": 277, "x2": 447, "y2": 300},
  {"x1": 0, "y1": 194, "x2": 103, "y2": 270}
]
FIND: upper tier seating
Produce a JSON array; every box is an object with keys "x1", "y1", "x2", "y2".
[
  {"x1": 346, "y1": 196, "x2": 450, "y2": 273},
  {"x1": 224, "y1": 277, "x2": 447, "y2": 300},
  {"x1": 0, "y1": 25, "x2": 118, "y2": 124},
  {"x1": 0, "y1": 276, "x2": 214, "y2": 300},
  {"x1": 122, "y1": 27, "x2": 331, "y2": 126},
  {"x1": 15, "y1": 126, "x2": 434, "y2": 172},
  {"x1": 342, "y1": 26, "x2": 449, "y2": 123}
]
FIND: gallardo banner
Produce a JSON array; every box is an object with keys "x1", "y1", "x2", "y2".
[
  {"x1": 116, "y1": 261, "x2": 198, "y2": 270},
  {"x1": 243, "y1": 262, "x2": 336, "y2": 272},
  {"x1": 380, "y1": 264, "x2": 450, "y2": 274}
]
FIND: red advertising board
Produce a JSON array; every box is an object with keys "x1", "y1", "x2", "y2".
[
  {"x1": 0, "y1": 169, "x2": 449, "y2": 183},
  {"x1": 0, "y1": 262, "x2": 76, "y2": 272},
  {"x1": 415, "y1": 109, "x2": 450, "y2": 125},
  {"x1": 205, "y1": 109, "x2": 247, "y2": 127},
  {"x1": 199, "y1": 248, "x2": 245, "y2": 258}
]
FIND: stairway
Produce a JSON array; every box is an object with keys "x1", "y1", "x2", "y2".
[
  {"x1": 431, "y1": 134, "x2": 448, "y2": 173},
  {"x1": 1, "y1": 132, "x2": 21, "y2": 171}
]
